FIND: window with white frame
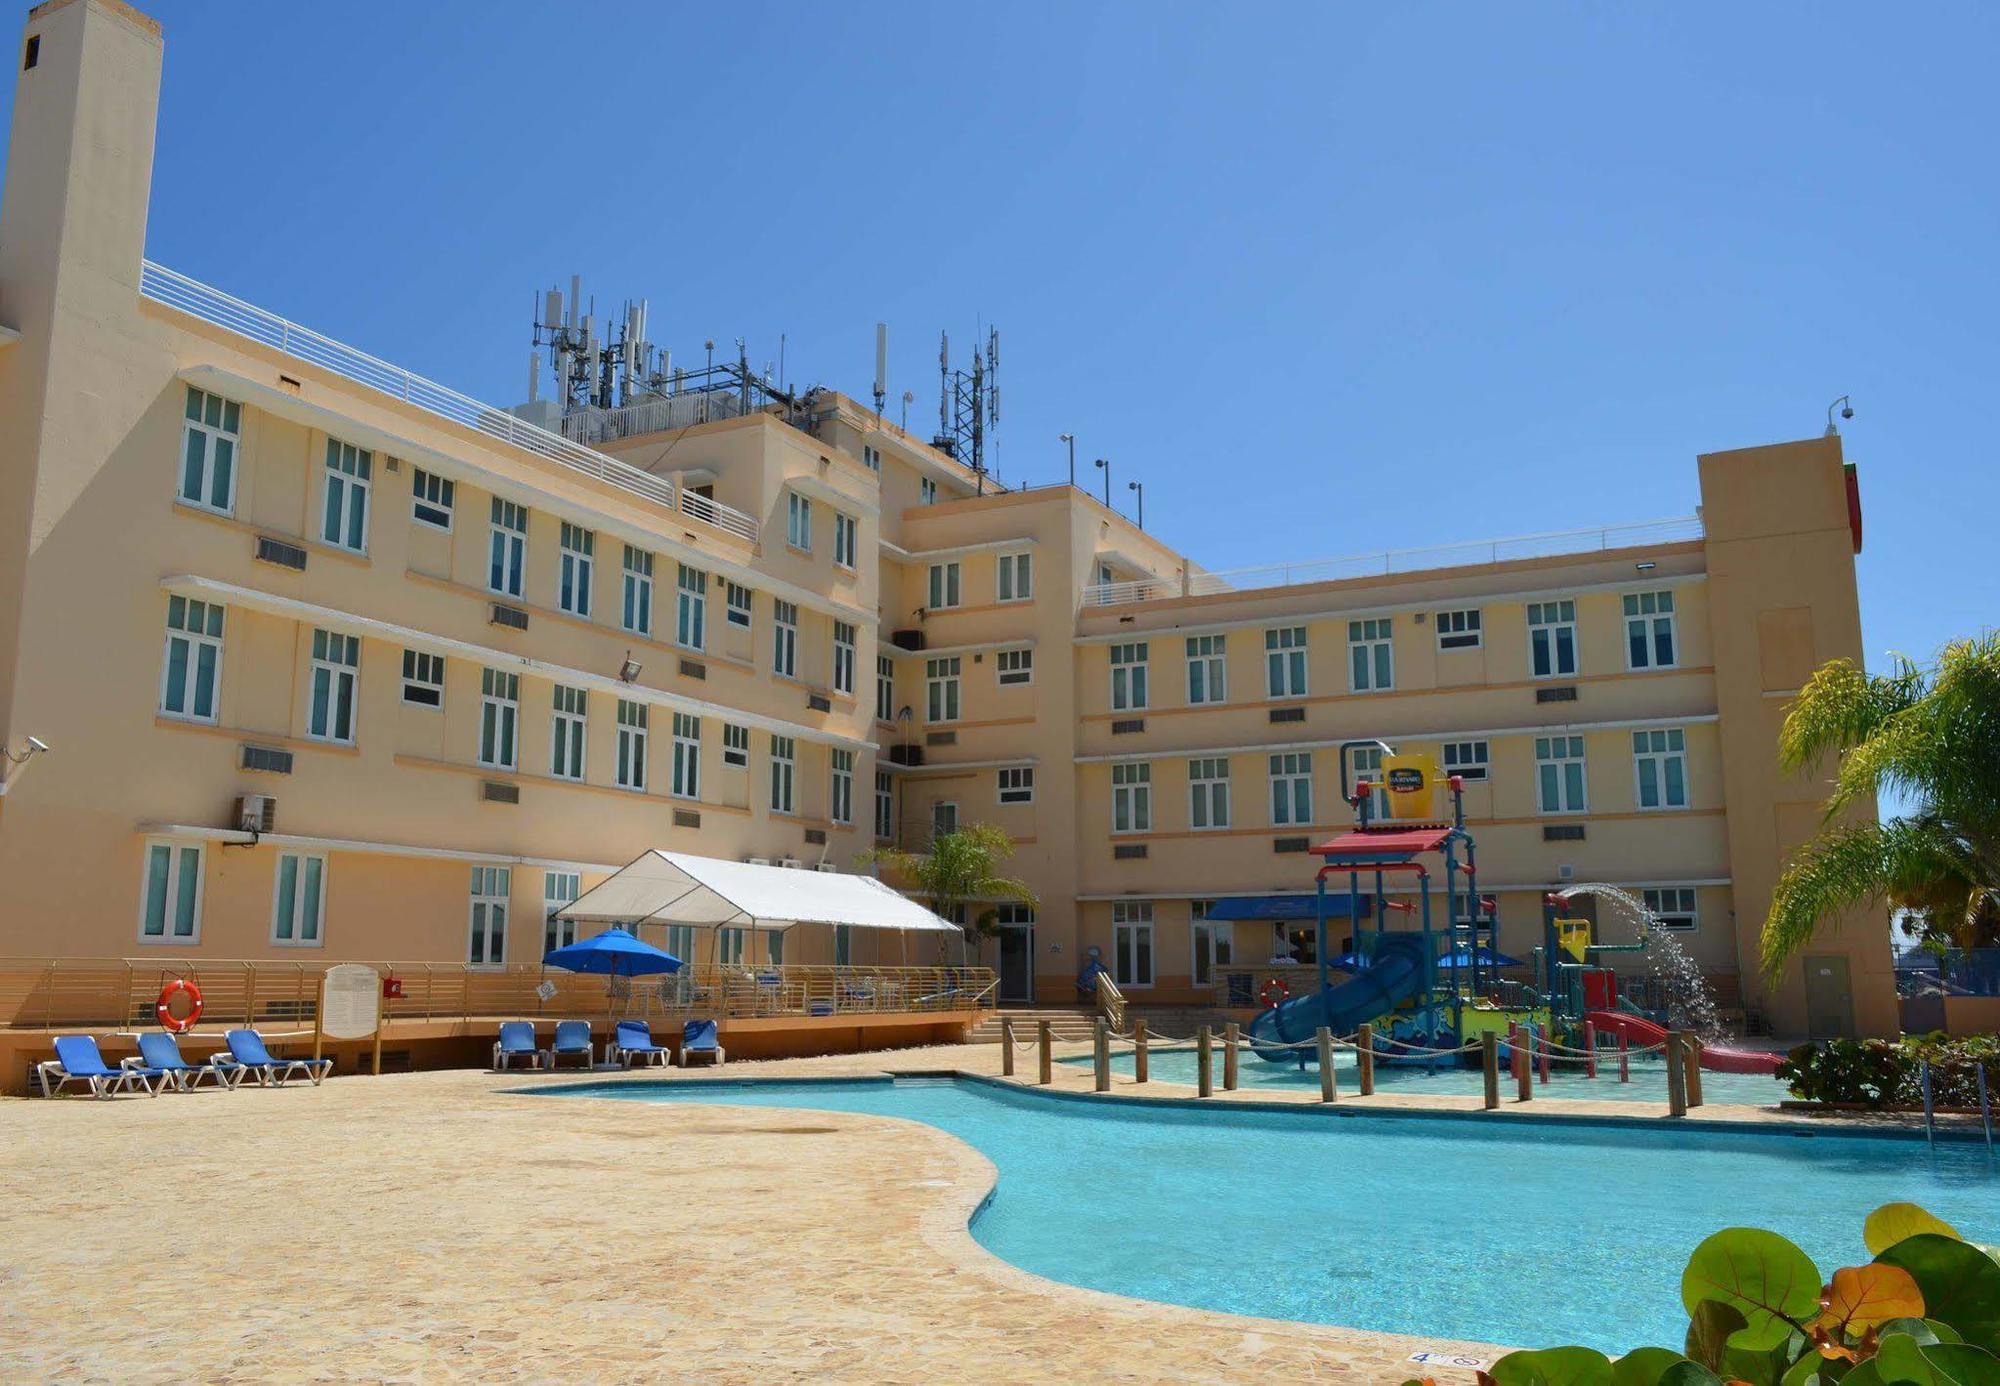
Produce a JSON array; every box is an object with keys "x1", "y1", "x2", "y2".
[
  {"x1": 270, "y1": 852, "x2": 326, "y2": 946},
  {"x1": 1348, "y1": 745, "x2": 1390, "y2": 818},
  {"x1": 995, "y1": 648, "x2": 1033, "y2": 686},
  {"x1": 411, "y1": 467, "x2": 454, "y2": 530},
  {"x1": 622, "y1": 547, "x2": 653, "y2": 635},
  {"x1": 997, "y1": 551, "x2": 1033, "y2": 602},
  {"x1": 550, "y1": 685, "x2": 587, "y2": 780},
  {"x1": 874, "y1": 770, "x2": 894, "y2": 838},
  {"x1": 834, "y1": 512, "x2": 858, "y2": 569},
  {"x1": 1112, "y1": 901, "x2": 1154, "y2": 987},
  {"x1": 665, "y1": 924, "x2": 697, "y2": 963},
  {"x1": 1436, "y1": 608, "x2": 1482, "y2": 650},
  {"x1": 786, "y1": 491, "x2": 812, "y2": 550},
  {"x1": 401, "y1": 649, "x2": 444, "y2": 708},
  {"x1": 160, "y1": 595, "x2": 224, "y2": 722},
  {"x1": 1442, "y1": 739, "x2": 1490, "y2": 781},
  {"x1": 772, "y1": 599, "x2": 798, "y2": 678},
  {"x1": 676, "y1": 564, "x2": 707, "y2": 650},
  {"x1": 480, "y1": 668, "x2": 519, "y2": 769},
  {"x1": 719, "y1": 926, "x2": 746, "y2": 965},
  {"x1": 769, "y1": 734, "x2": 796, "y2": 813},
  {"x1": 1265, "y1": 626, "x2": 1307, "y2": 697},
  {"x1": 1189, "y1": 757, "x2": 1231, "y2": 829},
  {"x1": 1535, "y1": 735, "x2": 1588, "y2": 813},
  {"x1": 543, "y1": 871, "x2": 579, "y2": 954},
  {"x1": 321, "y1": 438, "x2": 372, "y2": 553},
  {"x1": 920, "y1": 476, "x2": 937, "y2": 505},
  {"x1": 862, "y1": 444, "x2": 881, "y2": 472},
  {"x1": 830, "y1": 748, "x2": 854, "y2": 824},
  {"x1": 875, "y1": 654, "x2": 896, "y2": 720},
  {"x1": 1111, "y1": 761, "x2": 1152, "y2": 833},
  {"x1": 726, "y1": 581, "x2": 752, "y2": 628},
  {"x1": 1186, "y1": 634, "x2": 1226, "y2": 705},
  {"x1": 833, "y1": 621, "x2": 856, "y2": 696},
  {"x1": 1624, "y1": 590, "x2": 1678, "y2": 669},
  {"x1": 558, "y1": 523, "x2": 594, "y2": 617},
  {"x1": 1642, "y1": 886, "x2": 1698, "y2": 932},
  {"x1": 139, "y1": 837, "x2": 205, "y2": 943},
  {"x1": 926, "y1": 656, "x2": 961, "y2": 723},
  {"x1": 931, "y1": 800, "x2": 958, "y2": 837},
  {"x1": 489, "y1": 498, "x2": 527, "y2": 598},
  {"x1": 1348, "y1": 617, "x2": 1393, "y2": 692},
  {"x1": 721, "y1": 722, "x2": 749, "y2": 768},
  {"x1": 467, "y1": 865, "x2": 509, "y2": 965},
  {"x1": 1191, "y1": 899, "x2": 1233, "y2": 986},
  {"x1": 1633, "y1": 727, "x2": 1688, "y2": 809},
  {"x1": 1528, "y1": 600, "x2": 1578, "y2": 678},
  {"x1": 671, "y1": 713, "x2": 700, "y2": 800},
  {"x1": 1110, "y1": 642, "x2": 1149, "y2": 711},
  {"x1": 1269, "y1": 751, "x2": 1312, "y2": 826},
  {"x1": 616, "y1": 700, "x2": 648, "y2": 790},
  {"x1": 308, "y1": 629, "x2": 360, "y2": 745},
  {"x1": 178, "y1": 387, "x2": 242, "y2": 514},
  {"x1": 927, "y1": 561, "x2": 961, "y2": 610},
  {"x1": 998, "y1": 766, "x2": 1034, "y2": 804}
]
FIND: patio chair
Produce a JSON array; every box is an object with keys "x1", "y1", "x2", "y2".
[
  {"x1": 610, "y1": 1020, "x2": 670, "y2": 1068},
  {"x1": 674, "y1": 1018, "x2": 725, "y2": 1068},
  {"x1": 225, "y1": 1029, "x2": 333, "y2": 1087},
  {"x1": 492, "y1": 1021, "x2": 545, "y2": 1071},
  {"x1": 547, "y1": 1019, "x2": 594, "y2": 1069},
  {"x1": 129, "y1": 1031, "x2": 242, "y2": 1090},
  {"x1": 37, "y1": 1035, "x2": 164, "y2": 1098}
]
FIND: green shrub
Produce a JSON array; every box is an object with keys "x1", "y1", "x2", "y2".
[{"x1": 1777, "y1": 1034, "x2": 2000, "y2": 1108}]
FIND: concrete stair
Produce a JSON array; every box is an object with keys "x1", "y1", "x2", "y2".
[{"x1": 968, "y1": 1007, "x2": 1100, "y2": 1044}]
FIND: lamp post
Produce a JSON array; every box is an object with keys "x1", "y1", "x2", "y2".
[
  {"x1": 1094, "y1": 457, "x2": 1110, "y2": 507},
  {"x1": 1059, "y1": 432, "x2": 1075, "y2": 488},
  {"x1": 1128, "y1": 479, "x2": 1144, "y2": 530}
]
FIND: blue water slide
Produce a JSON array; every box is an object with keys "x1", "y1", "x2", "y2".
[{"x1": 1247, "y1": 932, "x2": 1431, "y2": 1063}]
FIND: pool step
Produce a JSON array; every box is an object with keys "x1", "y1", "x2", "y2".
[{"x1": 968, "y1": 1008, "x2": 1101, "y2": 1044}]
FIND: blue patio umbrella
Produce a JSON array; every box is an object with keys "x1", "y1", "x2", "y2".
[
  {"x1": 1436, "y1": 945, "x2": 1526, "y2": 970},
  {"x1": 543, "y1": 927, "x2": 683, "y2": 1026}
]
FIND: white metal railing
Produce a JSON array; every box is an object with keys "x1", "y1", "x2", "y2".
[
  {"x1": 138, "y1": 261, "x2": 761, "y2": 546},
  {"x1": 561, "y1": 392, "x2": 748, "y2": 446},
  {"x1": 1083, "y1": 515, "x2": 1705, "y2": 606}
]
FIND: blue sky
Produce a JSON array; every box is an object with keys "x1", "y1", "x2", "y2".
[{"x1": 4, "y1": 2, "x2": 1993, "y2": 667}]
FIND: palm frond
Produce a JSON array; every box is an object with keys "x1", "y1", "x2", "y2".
[
  {"x1": 1777, "y1": 655, "x2": 1924, "y2": 776},
  {"x1": 1760, "y1": 817, "x2": 1973, "y2": 976}
]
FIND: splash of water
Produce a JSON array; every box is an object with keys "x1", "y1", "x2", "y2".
[{"x1": 1555, "y1": 882, "x2": 1725, "y2": 1041}]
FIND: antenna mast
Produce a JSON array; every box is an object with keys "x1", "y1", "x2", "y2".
[{"x1": 932, "y1": 324, "x2": 1001, "y2": 490}]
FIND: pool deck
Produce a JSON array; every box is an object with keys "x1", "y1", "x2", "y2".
[{"x1": 0, "y1": 1041, "x2": 1963, "y2": 1384}]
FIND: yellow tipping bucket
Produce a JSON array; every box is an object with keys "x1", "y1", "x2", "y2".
[{"x1": 1379, "y1": 752, "x2": 1440, "y2": 821}]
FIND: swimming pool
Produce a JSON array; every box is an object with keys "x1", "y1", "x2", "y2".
[
  {"x1": 556, "y1": 1076, "x2": 1994, "y2": 1353},
  {"x1": 1068, "y1": 1045, "x2": 1794, "y2": 1106}
]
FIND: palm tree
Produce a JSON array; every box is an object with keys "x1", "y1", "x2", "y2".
[
  {"x1": 857, "y1": 823, "x2": 1037, "y2": 964},
  {"x1": 1762, "y1": 633, "x2": 2000, "y2": 975}
]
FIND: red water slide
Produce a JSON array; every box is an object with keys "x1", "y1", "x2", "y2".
[{"x1": 1584, "y1": 1011, "x2": 1783, "y2": 1075}]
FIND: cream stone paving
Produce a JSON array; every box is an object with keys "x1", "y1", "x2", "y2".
[{"x1": 0, "y1": 1041, "x2": 1945, "y2": 1385}]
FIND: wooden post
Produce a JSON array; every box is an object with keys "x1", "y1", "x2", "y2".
[
  {"x1": 1582, "y1": 1020, "x2": 1598, "y2": 1079},
  {"x1": 1000, "y1": 1017, "x2": 1015, "y2": 1077},
  {"x1": 1037, "y1": 1019, "x2": 1052, "y2": 1085},
  {"x1": 1516, "y1": 1030, "x2": 1532, "y2": 1102},
  {"x1": 1357, "y1": 1022, "x2": 1376, "y2": 1096},
  {"x1": 1223, "y1": 1022, "x2": 1239, "y2": 1091},
  {"x1": 1134, "y1": 1017, "x2": 1149, "y2": 1084},
  {"x1": 371, "y1": 1026, "x2": 383, "y2": 1076},
  {"x1": 1618, "y1": 1031, "x2": 1630, "y2": 1083},
  {"x1": 1318, "y1": 1028, "x2": 1336, "y2": 1103},
  {"x1": 1685, "y1": 1038, "x2": 1705, "y2": 1107},
  {"x1": 1537, "y1": 1025, "x2": 1551, "y2": 1085},
  {"x1": 1666, "y1": 1031, "x2": 1688, "y2": 1117},
  {"x1": 1197, "y1": 1026, "x2": 1213, "y2": 1097},
  {"x1": 1482, "y1": 1031, "x2": 1500, "y2": 1110},
  {"x1": 1093, "y1": 1018, "x2": 1110, "y2": 1093}
]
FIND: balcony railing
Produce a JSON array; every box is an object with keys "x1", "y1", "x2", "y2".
[
  {"x1": 138, "y1": 261, "x2": 760, "y2": 546},
  {"x1": 1084, "y1": 515, "x2": 1706, "y2": 607}
]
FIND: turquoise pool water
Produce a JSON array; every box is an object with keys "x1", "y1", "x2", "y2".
[
  {"x1": 1070, "y1": 1046, "x2": 1795, "y2": 1106},
  {"x1": 556, "y1": 1076, "x2": 1994, "y2": 1353}
]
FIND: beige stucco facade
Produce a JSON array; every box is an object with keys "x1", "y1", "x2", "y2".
[{"x1": 0, "y1": 0, "x2": 1895, "y2": 1038}]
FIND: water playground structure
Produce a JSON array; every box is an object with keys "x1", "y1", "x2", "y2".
[{"x1": 1244, "y1": 742, "x2": 1781, "y2": 1077}]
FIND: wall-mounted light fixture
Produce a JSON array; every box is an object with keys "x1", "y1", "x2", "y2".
[{"x1": 618, "y1": 653, "x2": 643, "y2": 683}]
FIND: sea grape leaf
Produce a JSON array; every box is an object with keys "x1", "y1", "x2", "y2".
[
  {"x1": 1485, "y1": 1346, "x2": 1615, "y2": 1386},
  {"x1": 1875, "y1": 1333, "x2": 2000, "y2": 1384},
  {"x1": 1821, "y1": 1265, "x2": 1927, "y2": 1337},
  {"x1": 1865, "y1": 1204, "x2": 1963, "y2": 1258},
  {"x1": 1683, "y1": 1230, "x2": 1823, "y2": 1351},
  {"x1": 1659, "y1": 1363, "x2": 1728, "y2": 1386},
  {"x1": 1613, "y1": 1348, "x2": 1695, "y2": 1386},
  {"x1": 1877, "y1": 1236, "x2": 2000, "y2": 1354},
  {"x1": 1724, "y1": 1331, "x2": 1810, "y2": 1386},
  {"x1": 1689, "y1": 1300, "x2": 1752, "y2": 1370}
]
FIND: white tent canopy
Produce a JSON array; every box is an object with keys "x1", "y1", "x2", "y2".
[{"x1": 557, "y1": 850, "x2": 959, "y2": 933}]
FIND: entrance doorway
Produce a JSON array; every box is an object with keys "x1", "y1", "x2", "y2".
[
  {"x1": 1803, "y1": 954, "x2": 1855, "y2": 1039},
  {"x1": 996, "y1": 904, "x2": 1035, "y2": 1004}
]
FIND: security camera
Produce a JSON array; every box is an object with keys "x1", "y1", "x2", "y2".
[{"x1": 26, "y1": 736, "x2": 48, "y2": 753}]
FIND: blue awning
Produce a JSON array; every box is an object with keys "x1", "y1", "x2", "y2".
[{"x1": 1202, "y1": 894, "x2": 1372, "y2": 922}]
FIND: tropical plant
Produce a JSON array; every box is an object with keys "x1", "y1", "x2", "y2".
[
  {"x1": 1762, "y1": 635, "x2": 2000, "y2": 976},
  {"x1": 855, "y1": 823, "x2": 1036, "y2": 950},
  {"x1": 1399, "y1": 1203, "x2": 2000, "y2": 1386},
  {"x1": 1780, "y1": 1033, "x2": 2000, "y2": 1109}
]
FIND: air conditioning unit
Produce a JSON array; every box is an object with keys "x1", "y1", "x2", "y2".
[
  {"x1": 745, "y1": 856, "x2": 772, "y2": 866},
  {"x1": 778, "y1": 857, "x2": 803, "y2": 869},
  {"x1": 234, "y1": 794, "x2": 277, "y2": 834},
  {"x1": 814, "y1": 863, "x2": 839, "y2": 873},
  {"x1": 1558, "y1": 864, "x2": 1576, "y2": 881}
]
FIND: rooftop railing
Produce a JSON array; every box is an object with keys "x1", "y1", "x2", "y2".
[
  {"x1": 138, "y1": 261, "x2": 761, "y2": 546},
  {"x1": 1083, "y1": 515, "x2": 1706, "y2": 607}
]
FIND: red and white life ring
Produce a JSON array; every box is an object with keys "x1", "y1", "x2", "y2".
[
  {"x1": 156, "y1": 978, "x2": 203, "y2": 1033},
  {"x1": 1258, "y1": 977, "x2": 1291, "y2": 1009}
]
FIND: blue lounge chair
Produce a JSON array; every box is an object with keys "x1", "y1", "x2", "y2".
[
  {"x1": 548, "y1": 1019, "x2": 594, "y2": 1069},
  {"x1": 674, "y1": 1018, "x2": 725, "y2": 1068},
  {"x1": 37, "y1": 1035, "x2": 163, "y2": 1098},
  {"x1": 609, "y1": 1019, "x2": 670, "y2": 1068},
  {"x1": 492, "y1": 1021, "x2": 545, "y2": 1071},
  {"x1": 129, "y1": 1031, "x2": 242, "y2": 1090},
  {"x1": 225, "y1": 1029, "x2": 333, "y2": 1086}
]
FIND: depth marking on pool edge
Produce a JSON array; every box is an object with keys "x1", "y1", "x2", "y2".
[{"x1": 1408, "y1": 1350, "x2": 1489, "y2": 1369}]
